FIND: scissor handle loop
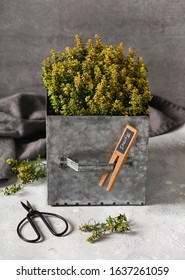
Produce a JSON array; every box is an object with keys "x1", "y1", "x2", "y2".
[
  {"x1": 17, "y1": 213, "x2": 41, "y2": 243},
  {"x1": 17, "y1": 211, "x2": 68, "y2": 243},
  {"x1": 37, "y1": 211, "x2": 69, "y2": 236}
]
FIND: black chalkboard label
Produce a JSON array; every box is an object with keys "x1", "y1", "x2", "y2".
[
  {"x1": 99, "y1": 124, "x2": 138, "y2": 191},
  {"x1": 117, "y1": 128, "x2": 134, "y2": 154}
]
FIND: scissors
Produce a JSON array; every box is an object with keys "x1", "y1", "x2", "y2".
[{"x1": 17, "y1": 201, "x2": 69, "y2": 243}]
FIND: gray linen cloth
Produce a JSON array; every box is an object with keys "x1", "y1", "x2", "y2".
[
  {"x1": 0, "y1": 92, "x2": 185, "y2": 180},
  {"x1": 0, "y1": 92, "x2": 46, "y2": 179},
  {"x1": 149, "y1": 95, "x2": 185, "y2": 137}
]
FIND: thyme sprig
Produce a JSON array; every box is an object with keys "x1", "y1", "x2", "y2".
[
  {"x1": 2, "y1": 183, "x2": 25, "y2": 195},
  {"x1": 79, "y1": 214, "x2": 129, "y2": 243},
  {"x1": 0, "y1": 155, "x2": 46, "y2": 195}
]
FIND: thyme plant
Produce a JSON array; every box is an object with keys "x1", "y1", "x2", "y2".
[
  {"x1": 79, "y1": 213, "x2": 129, "y2": 243},
  {"x1": 42, "y1": 35, "x2": 152, "y2": 116},
  {"x1": 0, "y1": 155, "x2": 46, "y2": 195}
]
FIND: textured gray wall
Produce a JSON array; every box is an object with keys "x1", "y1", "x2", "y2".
[{"x1": 0, "y1": 0, "x2": 185, "y2": 106}]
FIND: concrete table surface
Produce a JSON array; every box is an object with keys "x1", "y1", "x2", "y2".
[{"x1": 0, "y1": 125, "x2": 185, "y2": 260}]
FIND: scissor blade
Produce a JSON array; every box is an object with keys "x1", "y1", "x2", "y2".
[
  {"x1": 20, "y1": 201, "x2": 30, "y2": 212},
  {"x1": 26, "y1": 200, "x2": 34, "y2": 211},
  {"x1": 20, "y1": 201, "x2": 34, "y2": 212}
]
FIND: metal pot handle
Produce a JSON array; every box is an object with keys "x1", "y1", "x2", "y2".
[{"x1": 60, "y1": 156, "x2": 132, "y2": 172}]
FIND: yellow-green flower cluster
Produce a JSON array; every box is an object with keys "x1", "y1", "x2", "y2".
[
  {"x1": 42, "y1": 35, "x2": 152, "y2": 116},
  {"x1": 1, "y1": 155, "x2": 46, "y2": 195},
  {"x1": 6, "y1": 155, "x2": 46, "y2": 184}
]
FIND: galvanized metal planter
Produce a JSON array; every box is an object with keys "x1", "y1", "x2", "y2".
[{"x1": 47, "y1": 116, "x2": 149, "y2": 206}]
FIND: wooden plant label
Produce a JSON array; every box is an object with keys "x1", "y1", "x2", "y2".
[{"x1": 99, "y1": 124, "x2": 139, "y2": 192}]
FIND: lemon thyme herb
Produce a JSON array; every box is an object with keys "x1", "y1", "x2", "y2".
[
  {"x1": 42, "y1": 35, "x2": 152, "y2": 116},
  {"x1": 79, "y1": 214, "x2": 129, "y2": 243},
  {"x1": 0, "y1": 155, "x2": 46, "y2": 195}
]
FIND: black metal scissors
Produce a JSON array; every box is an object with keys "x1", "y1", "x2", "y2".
[{"x1": 17, "y1": 201, "x2": 69, "y2": 243}]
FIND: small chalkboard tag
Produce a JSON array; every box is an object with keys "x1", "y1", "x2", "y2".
[
  {"x1": 117, "y1": 128, "x2": 135, "y2": 154},
  {"x1": 99, "y1": 124, "x2": 139, "y2": 192}
]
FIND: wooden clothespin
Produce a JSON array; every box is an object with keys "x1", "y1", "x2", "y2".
[{"x1": 99, "y1": 124, "x2": 139, "y2": 192}]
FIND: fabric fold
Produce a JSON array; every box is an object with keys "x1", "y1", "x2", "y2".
[{"x1": 0, "y1": 92, "x2": 46, "y2": 179}]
